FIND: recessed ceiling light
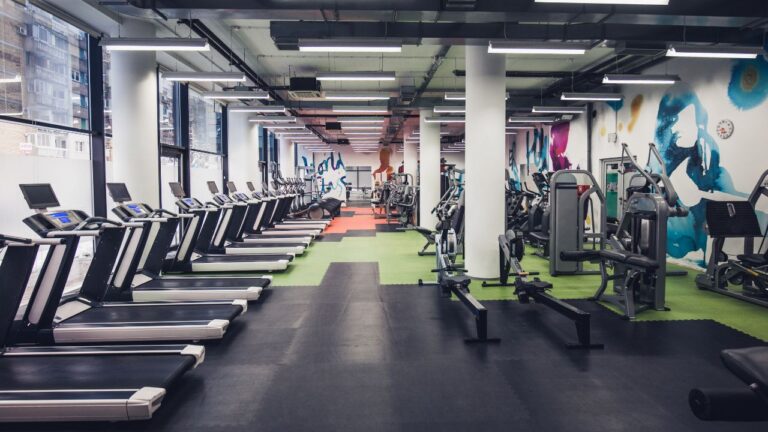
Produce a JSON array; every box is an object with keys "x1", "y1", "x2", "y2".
[
  {"x1": 666, "y1": 45, "x2": 763, "y2": 59},
  {"x1": 561, "y1": 92, "x2": 623, "y2": 102},
  {"x1": 488, "y1": 41, "x2": 588, "y2": 55},
  {"x1": 603, "y1": 74, "x2": 680, "y2": 85},
  {"x1": 316, "y1": 72, "x2": 396, "y2": 81},
  {"x1": 101, "y1": 37, "x2": 210, "y2": 52},
  {"x1": 299, "y1": 40, "x2": 402, "y2": 53},
  {"x1": 162, "y1": 71, "x2": 246, "y2": 82},
  {"x1": 203, "y1": 91, "x2": 270, "y2": 100}
]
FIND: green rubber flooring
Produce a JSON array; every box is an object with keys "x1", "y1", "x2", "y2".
[{"x1": 272, "y1": 229, "x2": 768, "y2": 342}]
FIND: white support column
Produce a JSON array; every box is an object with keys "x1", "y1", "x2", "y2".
[
  {"x1": 419, "y1": 108, "x2": 440, "y2": 229},
  {"x1": 403, "y1": 126, "x2": 419, "y2": 186},
  {"x1": 227, "y1": 112, "x2": 260, "y2": 189},
  {"x1": 110, "y1": 18, "x2": 160, "y2": 206},
  {"x1": 279, "y1": 138, "x2": 294, "y2": 178},
  {"x1": 464, "y1": 45, "x2": 507, "y2": 278}
]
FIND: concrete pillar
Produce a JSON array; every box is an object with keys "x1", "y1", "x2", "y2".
[
  {"x1": 110, "y1": 18, "x2": 160, "y2": 206},
  {"x1": 419, "y1": 108, "x2": 441, "y2": 229},
  {"x1": 403, "y1": 126, "x2": 419, "y2": 186},
  {"x1": 279, "y1": 138, "x2": 294, "y2": 178},
  {"x1": 227, "y1": 112, "x2": 260, "y2": 189},
  {"x1": 464, "y1": 45, "x2": 507, "y2": 278}
]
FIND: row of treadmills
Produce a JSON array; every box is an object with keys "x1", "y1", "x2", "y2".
[{"x1": 0, "y1": 180, "x2": 333, "y2": 422}]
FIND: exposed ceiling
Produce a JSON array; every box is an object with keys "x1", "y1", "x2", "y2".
[{"x1": 69, "y1": 0, "x2": 768, "y2": 147}]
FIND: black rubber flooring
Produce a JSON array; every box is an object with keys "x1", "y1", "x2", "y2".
[{"x1": 6, "y1": 262, "x2": 767, "y2": 432}]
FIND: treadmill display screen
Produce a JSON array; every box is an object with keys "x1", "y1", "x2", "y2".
[
  {"x1": 45, "y1": 211, "x2": 79, "y2": 228},
  {"x1": 234, "y1": 193, "x2": 248, "y2": 200},
  {"x1": 126, "y1": 203, "x2": 146, "y2": 216},
  {"x1": 217, "y1": 194, "x2": 232, "y2": 203},
  {"x1": 182, "y1": 198, "x2": 197, "y2": 207}
]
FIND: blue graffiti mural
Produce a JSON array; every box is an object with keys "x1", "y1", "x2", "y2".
[
  {"x1": 654, "y1": 91, "x2": 745, "y2": 264},
  {"x1": 606, "y1": 99, "x2": 625, "y2": 112},
  {"x1": 525, "y1": 127, "x2": 550, "y2": 173},
  {"x1": 728, "y1": 49, "x2": 768, "y2": 110},
  {"x1": 508, "y1": 142, "x2": 521, "y2": 191},
  {"x1": 315, "y1": 152, "x2": 348, "y2": 200}
]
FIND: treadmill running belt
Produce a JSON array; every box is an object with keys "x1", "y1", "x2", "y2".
[
  {"x1": 194, "y1": 254, "x2": 292, "y2": 263},
  {"x1": 227, "y1": 242, "x2": 305, "y2": 249},
  {"x1": 0, "y1": 354, "x2": 195, "y2": 391},
  {"x1": 139, "y1": 277, "x2": 269, "y2": 290},
  {"x1": 64, "y1": 304, "x2": 242, "y2": 324}
]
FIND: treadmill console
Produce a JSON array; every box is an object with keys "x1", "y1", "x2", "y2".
[
  {"x1": 112, "y1": 202, "x2": 153, "y2": 221},
  {"x1": 232, "y1": 192, "x2": 250, "y2": 202},
  {"x1": 176, "y1": 197, "x2": 205, "y2": 211},
  {"x1": 23, "y1": 209, "x2": 88, "y2": 237}
]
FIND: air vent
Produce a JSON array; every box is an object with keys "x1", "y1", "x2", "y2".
[
  {"x1": 398, "y1": 85, "x2": 416, "y2": 105},
  {"x1": 288, "y1": 77, "x2": 322, "y2": 99},
  {"x1": 337, "y1": 138, "x2": 349, "y2": 145},
  {"x1": 326, "y1": 122, "x2": 341, "y2": 131}
]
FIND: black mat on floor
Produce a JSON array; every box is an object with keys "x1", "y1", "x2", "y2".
[
  {"x1": 315, "y1": 233, "x2": 344, "y2": 242},
  {"x1": 375, "y1": 223, "x2": 403, "y2": 232},
  {"x1": 7, "y1": 263, "x2": 766, "y2": 432},
  {"x1": 342, "y1": 229, "x2": 376, "y2": 237},
  {"x1": 339, "y1": 210, "x2": 356, "y2": 217}
]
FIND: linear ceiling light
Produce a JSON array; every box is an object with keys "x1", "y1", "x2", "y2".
[
  {"x1": 249, "y1": 116, "x2": 297, "y2": 123},
  {"x1": 324, "y1": 92, "x2": 392, "y2": 101},
  {"x1": 342, "y1": 126, "x2": 382, "y2": 130},
  {"x1": 277, "y1": 132, "x2": 314, "y2": 136},
  {"x1": 508, "y1": 117, "x2": 555, "y2": 123},
  {"x1": 506, "y1": 132, "x2": 518, "y2": 135},
  {"x1": 299, "y1": 40, "x2": 402, "y2": 53},
  {"x1": 489, "y1": 41, "x2": 588, "y2": 55},
  {"x1": 162, "y1": 71, "x2": 246, "y2": 82},
  {"x1": 666, "y1": 45, "x2": 763, "y2": 59},
  {"x1": 412, "y1": 131, "x2": 451, "y2": 136},
  {"x1": 203, "y1": 91, "x2": 270, "y2": 100},
  {"x1": 603, "y1": 74, "x2": 680, "y2": 85},
  {"x1": 0, "y1": 74, "x2": 22, "y2": 84},
  {"x1": 535, "y1": 0, "x2": 668, "y2": 4},
  {"x1": 338, "y1": 117, "x2": 386, "y2": 123},
  {"x1": 228, "y1": 105, "x2": 286, "y2": 113},
  {"x1": 507, "y1": 126, "x2": 535, "y2": 129},
  {"x1": 345, "y1": 132, "x2": 382, "y2": 136},
  {"x1": 532, "y1": 106, "x2": 586, "y2": 114},
  {"x1": 333, "y1": 106, "x2": 389, "y2": 113},
  {"x1": 444, "y1": 92, "x2": 510, "y2": 100},
  {"x1": 316, "y1": 72, "x2": 396, "y2": 81},
  {"x1": 433, "y1": 106, "x2": 466, "y2": 114},
  {"x1": 561, "y1": 92, "x2": 623, "y2": 102},
  {"x1": 265, "y1": 125, "x2": 306, "y2": 130},
  {"x1": 425, "y1": 117, "x2": 466, "y2": 123},
  {"x1": 101, "y1": 37, "x2": 210, "y2": 52}
]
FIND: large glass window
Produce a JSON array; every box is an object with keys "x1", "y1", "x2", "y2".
[
  {"x1": 103, "y1": 49, "x2": 111, "y2": 133},
  {"x1": 190, "y1": 151, "x2": 222, "y2": 197},
  {"x1": 0, "y1": 0, "x2": 89, "y2": 129},
  {"x1": 188, "y1": 89, "x2": 220, "y2": 152},
  {"x1": 159, "y1": 77, "x2": 177, "y2": 146}
]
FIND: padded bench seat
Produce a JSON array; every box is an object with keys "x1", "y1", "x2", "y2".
[
  {"x1": 560, "y1": 249, "x2": 659, "y2": 270},
  {"x1": 737, "y1": 254, "x2": 768, "y2": 267},
  {"x1": 722, "y1": 347, "x2": 768, "y2": 396}
]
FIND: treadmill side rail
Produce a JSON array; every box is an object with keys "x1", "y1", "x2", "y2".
[{"x1": 53, "y1": 320, "x2": 229, "y2": 343}]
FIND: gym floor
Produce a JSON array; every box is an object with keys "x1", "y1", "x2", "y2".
[{"x1": 9, "y1": 208, "x2": 768, "y2": 432}]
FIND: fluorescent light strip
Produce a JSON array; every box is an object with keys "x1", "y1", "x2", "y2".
[
  {"x1": 603, "y1": 74, "x2": 680, "y2": 85},
  {"x1": 345, "y1": 132, "x2": 381, "y2": 136},
  {"x1": 203, "y1": 91, "x2": 270, "y2": 100},
  {"x1": 508, "y1": 117, "x2": 555, "y2": 123},
  {"x1": 506, "y1": 132, "x2": 518, "y2": 135},
  {"x1": 162, "y1": 71, "x2": 246, "y2": 82},
  {"x1": 324, "y1": 92, "x2": 392, "y2": 101},
  {"x1": 666, "y1": 45, "x2": 763, "y2": 59},
  {"x1": 444, "y1": 92, "x2": 510, "y2": 101},
  {"x1": 265, "y1": 125, "x2": 306, "y2": 130},
  {"x1": 101, "y1": 37, "x2": 210, "y2": 52},
  {"x1": 561, "y1": 92, "x2": 623, "y2": 102},
  {"x1": 338, "y1": 117, "x2": 386, "y2": 123},
  {"x1": 0, "y1": 74, "x2": 22, "y2": 84},
  {"x1": 299, "y1": 40, "x2": 402, "y2": 53},
  {"x1": 333, "y1": 106, "x2": 389, "y2": 113},
  {"x1": 316, "y1": 71, "x2": 396, "y2": 81},
  {"x1": 342, "y1": 126, "x2": 381, "y2": 130},
  {"x1": 249, "y1": 116, "x2": 297, "y2": 123},
  {"x1": 535, "y1": 0, "x2": 668, "y2": 4},
  {"x1": 532, "y1": 106, "x2": 586, "y2": 114},
  {"x1": 229, "y1": 105, "x2": 286, "y2": 113},
  {"x1": 433, "y1": 105, "x2": 466, "y2": 114},
  {"x1": 412, "y1": 131, "x2": 451, "y2": 136},
  {"x1": 278, "y1": 133, "x2": 314, "y2": 136},
  {"x1": 489, "y1": 41, "x2": 587, "y2": 55},
  {"x1": 507, "y1": 126, "x2": 535, "y2": 130},
  {"x1": 425, "y1": 117, "x2": 466, "y2": 123}
]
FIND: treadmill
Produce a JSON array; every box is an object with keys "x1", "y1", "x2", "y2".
[
  {"x1": 15, "y1": 184, "x2": 245, "y2": 344},
  {"x1": 0, "y1": 233, "x2": 205, "y2": 423},
  {"x1": 255, "y1": 184, "x2": 326, "y2": 235},
  {"x1": 106, "y1": 183, "x2": 268, "y2": 302},
  {"x1": 167, "y1": 182, "x2": 293, "y2": 272},
  {"x1": 205, "y1": 181, "x2": 307, "y2": 255},
  {"x1": 238, "y1": 181, "x2": 319, "y2": 243}
]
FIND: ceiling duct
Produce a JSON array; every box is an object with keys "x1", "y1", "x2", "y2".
[
  {"x1": 442, "y1": 0, "x2": 477, "y2": 11},
  {"x1": 398, "y1": 85, "x2": 416, "y2": 105}
]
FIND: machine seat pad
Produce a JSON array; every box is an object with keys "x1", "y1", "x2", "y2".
[
  {"x1": 721, "y1": 347, "x2": 768, "y2": 394},
  {"x1": 599, "y1": 250, "x2": 659, "y2": 270},
  {"x1": 443, "y1": 275, "x2": 471, "y2": 288},
  {"x1": 560, "y1": 250, "x2": 601, "y2": 262},
  {"x1": 737, "y1": 254, "x2": 768, "y2": 267},
  {"x1": 529, "y1": 231, "x2": 550, "y2": 242},
  {"x1": 414, "y1": 227, "x2": 434, "y2": 237}
]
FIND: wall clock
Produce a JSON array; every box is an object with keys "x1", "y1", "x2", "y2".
[{"x1": 716, "y1": 119, "x2": 734, "y2": 139}]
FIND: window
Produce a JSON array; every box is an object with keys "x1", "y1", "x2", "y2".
[
  {"x1": 190, "y1": 151, "x2": 223, "y2": 197},
  {"x1": 158, "y1": 77, "x2": 177, "y2": 146},
  {"x1": 0, "y1": 0, "x2": 90, "y2": 129},
  {"x1": 103, "y1": 49, "x2": 111, "y2": 134},
  {"x1": 188, "y1": 89, "x2": 220, "y2": 153}
]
